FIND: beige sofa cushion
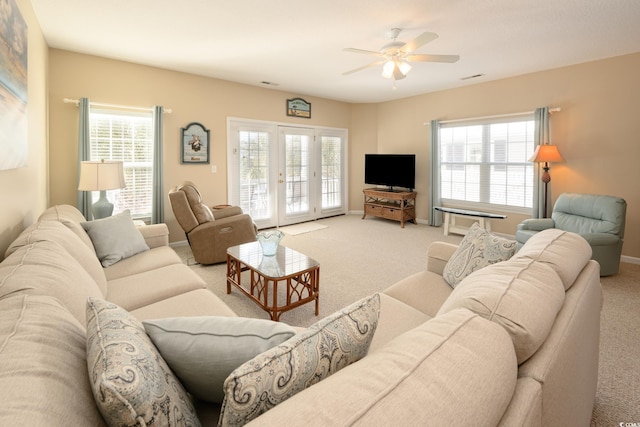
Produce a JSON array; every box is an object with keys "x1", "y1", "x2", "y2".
[
  {"x1": 248, "y1": 308, "x2": 517, "y2": 426},
  {"x1": 5, "y1": 220, "x2": 108, "y2": 296},
  {"x1": 86, "y1": 298, "x2": 201, "y2": 427},
  {"x1": 38, "y1": 204, "x2": 96, "y2": 251},
  {"x1": 130, "y1": 288, "x2": 238, "y2": 321},
  {"x1": 383, "y1": 270, "x2": 452, "y2": 317},
  {"x1": 512, "y1": 229, "x2": 592, "y2": 290},
  {"x1": 104, "y1": 245, "x2": 182, "y2": 281},
  {"x1": 0, "y1": 241, "x2": 103, "y2": 324},
  {"x1": 106, "y1": 263, "x2": 206, "y2": 311},
  {"x1": 219, "y1": 293, "x2": 380, "y2": 427},
  {"x1": 438, "y1": 258, "x2": 565, "y2": 363},
  {"x1": 369, "y1": 293, "x2": 431, "y2": 353},
  {"x1": 0, "y1": 295, "x2": 106, "y2": 426}
]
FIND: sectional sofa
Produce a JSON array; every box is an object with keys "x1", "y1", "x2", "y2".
[{"x1": 0, "y1": 204, "x2": 601, "y2": 426}]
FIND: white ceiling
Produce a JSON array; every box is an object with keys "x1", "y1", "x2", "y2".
[{"x1": 30, "y1": 0, "x2": 640, "y2": 103}]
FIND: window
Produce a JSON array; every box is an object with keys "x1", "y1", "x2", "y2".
[
  {"x1": 89, "y1": 109, "x2": 153, "y2": 219},
  {"x1": 320, "y1": 135, "x2": 342, "y2": 209},
  {"x1": 439, "y1": 114, "x2": 535, "y2": 212}
]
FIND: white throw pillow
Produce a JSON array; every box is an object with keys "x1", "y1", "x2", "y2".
[
  {"x1": 81, "y1": 210, "x2": 149, "y2": 267},
  {"x1": 443, "y1": 223, "x2": 517, "y2": 287},
  {"x1": 143, "y1": 316, "x2": 297, "y2": 403}
]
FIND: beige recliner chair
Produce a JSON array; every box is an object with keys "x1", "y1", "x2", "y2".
[{"x1": 168, "y1": 182, "x2": 257, "y2": 264}]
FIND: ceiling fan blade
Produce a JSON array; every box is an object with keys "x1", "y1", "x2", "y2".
[
  {"x1": 406, "y1": 54, "x2": 460, "y2": 63},
  {"x1": 343, "y1": 48, "x2": 385, "y2": 57},
  {"x1": 401, "y1": 32, "x2": 438, "y2": 54},
  {"x1": 342, "y1": 60, "x2": 386, "y2": 76}
]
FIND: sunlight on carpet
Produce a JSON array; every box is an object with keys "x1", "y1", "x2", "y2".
[{"x1": 278, "y1": 222, "x2": 328, "y2": 236}]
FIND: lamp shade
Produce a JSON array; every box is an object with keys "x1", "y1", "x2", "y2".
[
  {"x1": 528, "y1": 144, "x2": 565, "y2": 163},
  {"x1": 78, "y1": 160, "x2": 126, "y2": 191}
]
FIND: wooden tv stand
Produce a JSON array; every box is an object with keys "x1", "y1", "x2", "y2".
[{"x1": 362, "y1": 188, "x2": 416, "y2": 228}]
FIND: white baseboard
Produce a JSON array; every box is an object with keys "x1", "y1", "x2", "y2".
[{"x1": 621, "y1": 255, "x2": 640, "y2": 265}]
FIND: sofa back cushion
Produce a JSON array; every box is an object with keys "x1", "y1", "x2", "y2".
[
  {"x1": 248, "y1": 308, "x2": 517, "y2": 426},
  {"x1": 5, "y1": 220, "x2": 107, "y2": 295},
  {"x1": 38, "y1": 204, "x2": 96, "y2": 251},
  {"x1": 512, "y1": 229, "x2": 592, "y2": 290},
  {"x1": 0, "y1": 241, "x2": 103, "y2": 324},
  {"x1": 438, "y1": 258, "x2": 565, "y2": 364},
  {"x1": 0, "y1": 294, "x2": 106, "y2": 426}
]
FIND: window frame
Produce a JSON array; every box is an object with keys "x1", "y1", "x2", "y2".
[
  {"x1": 438, "y1": 113, "x2": 535, "y2": 215},
  {"x1": 88, "y1": 108, "x2": 154, "y2": 220}
]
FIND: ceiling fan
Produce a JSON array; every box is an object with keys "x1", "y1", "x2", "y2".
[{"x1": 342, "y1": 28, "x2": 460, "y2": 81}]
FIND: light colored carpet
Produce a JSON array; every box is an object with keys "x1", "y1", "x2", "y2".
[
  {"x1": 173, "y1": 213, "x2": 640, "y2": 424},
  {"x1": 278, "y1": 221, "x2": 328, "y2": 235}
]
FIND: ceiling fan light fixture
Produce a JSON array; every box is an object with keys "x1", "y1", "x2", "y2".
[
  {"x1": 382, "y1": 60, "x2": 395, "y2": 78},
  {"x1": 398, "y1": 60, "x2": 412, "y2": 76}
]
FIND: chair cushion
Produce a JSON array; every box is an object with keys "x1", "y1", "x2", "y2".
[
  {"x1": 443, "y1": 223, "x2": 517, "y2": 288},
  {"x1": 143, "y1": 316, "x2": 297, "y2": 403},
  {"x1": 81, "y1": 210, "x2": 149, "y2": 267},
  {"x1": 438, "y1": 257, "x2": 565, "y2": 364},
  {"x1": 180, "y1": 183, "x2": 214, "y2": 224},
  {"x1": 86, "y1": 298, "x2": 201, "y2": 427},
  {"x1": 219, "y1": 293, "x2": 380, "y2": 426},
  {"x1": 552, "y1": 193, "x2": 626, "y2": 236}
]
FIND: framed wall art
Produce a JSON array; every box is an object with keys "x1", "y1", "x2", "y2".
[
  {"x1": 0, "y1": 0, "x2": 28, "y2": 171},
  {"x1": 181, "y1": 122, "x2": 210, "y2": 164},
  {"x1": 286, "y1": 97, "x2": 311, "y2": 119}
]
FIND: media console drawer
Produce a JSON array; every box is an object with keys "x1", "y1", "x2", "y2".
[{"x1": 362, "y1": 188, "x2": 416, "y2": 228}]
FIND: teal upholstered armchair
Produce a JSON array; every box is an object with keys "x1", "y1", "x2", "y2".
[{"x1": 516, "y1": 193, "x2": 627, "y2": 276}]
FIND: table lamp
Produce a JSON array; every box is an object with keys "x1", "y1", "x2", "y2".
[
  {"x1": 528, "y1": 143, "x2": 565, "y2": 218},
  {"x1": 78, "y1": 160, "x2": 126, "y2": 219}
]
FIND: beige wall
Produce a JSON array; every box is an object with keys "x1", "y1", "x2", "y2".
[
  {"x1": 25, "y1": 42, "x2": 640, "y2": 260},
  {"x1": 48, "y1": 50, "x2": 351, "y2": 242},
  {"x1": 372, "y1": 52, "x2": 640, "y2": 258},
  {"x1": 0, "y1": 0, "x2": 48, "y2": 258}
]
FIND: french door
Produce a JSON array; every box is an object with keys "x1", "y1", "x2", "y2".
[{"x1": 228, "y1": 119, "x2": 347, "y2": 229}]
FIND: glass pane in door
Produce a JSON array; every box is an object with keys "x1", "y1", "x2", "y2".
[
  {"x1": 321, "y1": 135, "x2": 342, "y2": 209},
  {"x1": 285, "y1": 134, "x2": 310, "y2": 214},
  {"x1": 239, "y1": 130, "x2": 270, "y2": 220}
]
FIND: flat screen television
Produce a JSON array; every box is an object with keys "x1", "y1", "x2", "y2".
[{"x1": 364, "y1": 154, "x2": 416, "y2": 191}]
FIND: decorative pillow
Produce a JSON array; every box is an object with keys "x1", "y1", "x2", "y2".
[
  {"x1": 81, "y1": 210, "x2": 149, "y2": 267},
  {"x1": 143, "y1": 316, "x2": 297, "y2": 403},
  {"x1": 86, "y1": 298, "x2": 201, "y2": 427},
  {"x1": 443, "y1": 223, "x2": 517, "y2": 287},
  {"x1": 218, "y1": 293, "x2": 381, "y2": 427}
]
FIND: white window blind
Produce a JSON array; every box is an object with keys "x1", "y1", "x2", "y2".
[
  {"x1": 89, "y1": 109, "x2": 153, "y2": 219},
  {"x1": 321, "y1": 135, "x2": 342, "y2": 209},
  {"x1": 439, "y1": 113, "x2": 535, "y2": 211}
]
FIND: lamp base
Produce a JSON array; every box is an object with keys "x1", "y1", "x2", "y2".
[{"x1": 92, "y1": 191, "x2": 114, "y2": 220}]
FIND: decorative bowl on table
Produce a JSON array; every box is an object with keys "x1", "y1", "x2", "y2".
[{"x1": 256, "y1": 230, "x2": 284, "y2": 256}]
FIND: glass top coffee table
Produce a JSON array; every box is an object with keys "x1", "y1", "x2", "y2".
[{"x1": 226, "y1": 242, "x2": 320, "y2": 321}]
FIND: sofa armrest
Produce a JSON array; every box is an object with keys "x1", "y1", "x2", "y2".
[
  {"x1": 137, "y1": 223, "x2": 169, "y2": 249},
  {"x1": 212, "y1": 206, "x2": 244, "y2": 220},
  {"x1": 426, "y1": 241, "x2": 459, "y2": 275},
  {"x1": 517, "y1": 218, "x2": 555, "y2": 232}
]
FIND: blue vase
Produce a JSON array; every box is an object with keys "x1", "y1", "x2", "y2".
[{"x1": 256, "y1": 230, "x2": 284, "y2": 256}]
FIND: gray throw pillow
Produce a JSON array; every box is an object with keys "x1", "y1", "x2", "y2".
[
  {"x1": 143, "y1": 316, "x2": 297, "y2": 403},
  {"x1": 81, "y1": 210, "x2": 149, "y2": 267},
  {"x1": 443, "y1": 223, "x2": 517, "y2": 288},
  {"x1": 218, "y1": 293, "x2": 380, "y2": 427}
]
